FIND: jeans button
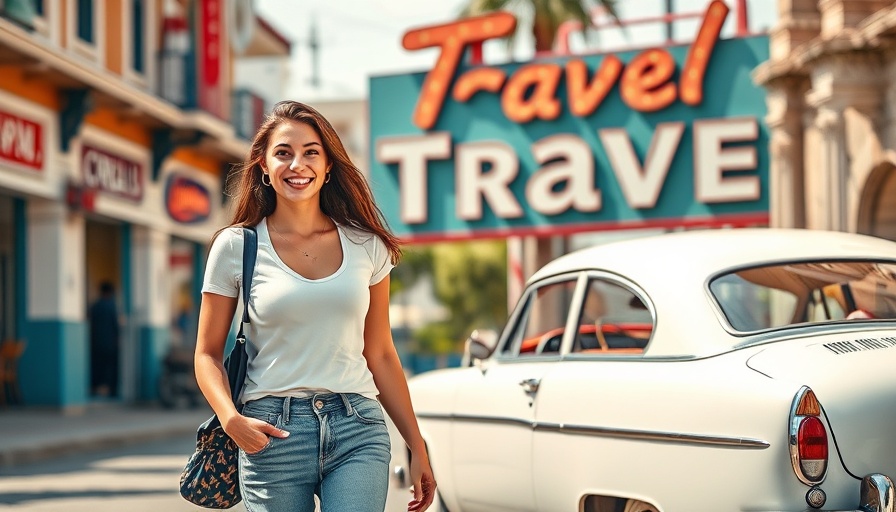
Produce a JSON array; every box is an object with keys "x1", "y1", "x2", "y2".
[{"x1": 315, "y1": 400, "x2": 324, "y2": 410}]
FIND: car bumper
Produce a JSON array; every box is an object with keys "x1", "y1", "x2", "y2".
[
  {"x1": 856, "y1": 474, "x2": 895, "y2": 512},
  {"x1": 821, "y1": 474, "x2": 895, "y2": 512}
]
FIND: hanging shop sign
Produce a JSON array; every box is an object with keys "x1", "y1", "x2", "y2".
[
  {"x1": 81, "y1": 144, "x2": 144, "y2": 201},
  {"x1": 198, "y1": 0, "x2": 225, "y2": 118},
  {"x1": 0, "y1": 108, "x2": 43, "y2": 171},
  {"x1": 165, "y1": 173, "x2": 211, "y2": 224},
  {"x1": 369, "y1": 0, "x2": 770, "y2": 241}
]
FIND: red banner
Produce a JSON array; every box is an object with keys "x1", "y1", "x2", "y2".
[
  {"x1": 198, "y1": 0, "x2": 224, "y2": 117},
  {"x1": 0, "y1": 109, "x2": 43, "y2": 171}
]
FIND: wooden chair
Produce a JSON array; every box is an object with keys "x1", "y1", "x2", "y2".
[{"x1": 0, "y1": 339, "x2": 26, "y2": 406}]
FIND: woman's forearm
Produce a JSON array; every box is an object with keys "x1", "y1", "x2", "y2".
[
  {"x1": 369, "y1": 349, "x2": 427, "y2": 454},
  {"x1": 194, "y1": 351, "x2": 241, "y2": 424}
]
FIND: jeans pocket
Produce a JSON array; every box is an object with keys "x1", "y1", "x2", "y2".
[
  {"x1": 241, "y1": 404, "x2": 281, "y2": 456},
  {"x1": 352, "y1": 398, "x2": 387, "y2": 426}
]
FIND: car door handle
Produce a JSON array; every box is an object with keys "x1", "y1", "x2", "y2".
[{"x1": 519, "y1": 378, "x2": 540, "y2": 394}]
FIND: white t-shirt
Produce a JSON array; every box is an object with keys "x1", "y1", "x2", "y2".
[{"x1": 201, "y1": 217, "x2": 394, "y2": 402}]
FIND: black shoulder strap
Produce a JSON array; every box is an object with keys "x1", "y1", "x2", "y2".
[
  {"x1": 225, "y1": 226, "x2": 257, "y2": 405},
  {"x1": 240, "y1": 226, "x2": 257, "y2": 326}
]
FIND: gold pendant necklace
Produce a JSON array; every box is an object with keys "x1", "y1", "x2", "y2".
[{"x1": 269, "y1": 220, "x2": 325, "y2": 263}]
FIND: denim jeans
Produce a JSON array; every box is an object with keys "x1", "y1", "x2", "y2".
[{"x1": 238, "y1": 393, "x2": 392, "y2": 512}]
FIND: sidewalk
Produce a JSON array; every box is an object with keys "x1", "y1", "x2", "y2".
[{"x1": 0, "y1": 404, "x2": 214, "y2": 467}]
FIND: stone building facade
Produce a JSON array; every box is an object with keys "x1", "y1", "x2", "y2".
[{"x1": 756, "y1": 0, "x2": 896, "y2": 240}]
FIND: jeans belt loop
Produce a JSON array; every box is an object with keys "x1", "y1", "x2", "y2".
[
  {"x1": 282, "y1": 396, "x2": 291, "y2": 424},
  {"x1": 339, "y1": 393, "x2": 354, "y2": 416}
]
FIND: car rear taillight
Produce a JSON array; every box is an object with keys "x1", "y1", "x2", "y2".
[
  {"x1": 798, "y1": 416, "x2": 828, "y2": 478},
  {"x1": 789, "y1": 387, "x2": 829, "y2": 485}
]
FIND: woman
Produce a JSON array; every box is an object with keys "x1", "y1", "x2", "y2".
[{"x1": 195, "y1": 101, "x2": 436, "y2": 512}]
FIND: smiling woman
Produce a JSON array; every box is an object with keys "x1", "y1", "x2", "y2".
[{"x1": 192, "y1": 101, "x2": 437, "y2": 512}]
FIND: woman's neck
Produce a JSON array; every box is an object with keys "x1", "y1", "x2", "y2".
[{"x1": 268, "y1": 205, "x2": 332, "y2": 235}]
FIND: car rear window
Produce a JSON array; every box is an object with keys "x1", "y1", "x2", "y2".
[{"x1": 709, "y1": 260, "x2": 896, "y2": 332}]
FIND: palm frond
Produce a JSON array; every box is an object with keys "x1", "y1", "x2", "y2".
[
  {"x1": 459, "y1": 0, "x2": 514, "y2": 17},
  {"x1": 456, "y1": 0, "x2": 622, "y2": 53}
]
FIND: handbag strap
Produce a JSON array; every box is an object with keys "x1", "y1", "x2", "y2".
[
  {"x1": 223, "y1": 226, "x2": 257, "y2": 406},
  {"x1": 236, "y1": 226, "x2": 257, "y2": 339}
]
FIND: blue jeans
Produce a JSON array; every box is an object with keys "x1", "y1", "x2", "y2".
[{"x1": 238, "y1": 393, "x2": 392, "y2": 512}]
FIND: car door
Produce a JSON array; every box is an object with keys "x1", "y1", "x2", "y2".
[
  {"x1": 531, "y1": 274, "x2": 656, "y2": 511},
  {"x1": 451, "y1": 274, "x2": 583, "y2": 512}
]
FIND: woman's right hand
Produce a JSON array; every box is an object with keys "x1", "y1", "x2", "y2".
[{"x1": 223, "y1": 414, "x2": 290, "y2": 454}]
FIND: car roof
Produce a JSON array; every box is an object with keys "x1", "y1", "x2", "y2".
[
  {"x1": 530, "y1": 228, "x2": 896, "y2": 286},
  {"x1": 527, "y1": 228, "x2": 896, "y2": 357}
]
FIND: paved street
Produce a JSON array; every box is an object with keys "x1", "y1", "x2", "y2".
[
  {"x1": 0, "y1": 436, "x2": 412, "y2": 512},
  {"x1": 0, "y1": 436, "x2": 241, "y2": 512}
]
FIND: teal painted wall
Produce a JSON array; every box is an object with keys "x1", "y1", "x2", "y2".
[
  {"x1": 121, "y1": 223, "x2": 132, "y2": 315},
  {"x1": 20, "y1": 320, "x2": 88, "y2": 406},
  {"x1": 13, "y1": 198, "x2": 26, "y2": 341},
  {"x1": 139, "y1": 325, "x2": 169, "y2": 400}
]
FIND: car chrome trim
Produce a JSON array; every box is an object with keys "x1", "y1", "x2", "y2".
[
  {"x1": 534, "y1": 423, "x2": 770, "y2": 448},
  {"x1": 416, "y1": 413, "x2": 769, "y2": 449},
  {"x1": 735, "y1": 322, "x2": 896, "y2": 350},
  {"x1": 417, "y1": 413, "x2": 534, "y2": 428},
  {"x1": 823, "y1": 337, "x2": 896, "y2": 354},
  {"x1": 860, "y1": 473, "x2": 895, "y2": 512},
  {"x1": 499, "y1": 272, "x2": 585, "y2": 358}
]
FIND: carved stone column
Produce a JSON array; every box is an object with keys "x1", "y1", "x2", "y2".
[
  {"x1": 805, "y1": 51, "x2": 883, "y2": 232},
  {"x1": 770, "y1": 0, "x2": 820, "y2": 61},
  {"x1": 810, "y1": 106, "x2": 848, "y2": 230},
  {"x1": 765, "y1": 77, "x2": 808, "y2": 228},
  {"x1": 881, "y1": 49, "x2": 896, "y2": 154},
  {"x1": 818, "y1": 0, "x2": 892, "y2": 39}
]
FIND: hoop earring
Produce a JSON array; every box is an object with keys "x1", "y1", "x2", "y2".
[
  {"x1": 324, "y1": 172, "x2": 331, "y2": 184},
  {"x1": 261, "y1": 173, "x2": 272, "y2": 187}
]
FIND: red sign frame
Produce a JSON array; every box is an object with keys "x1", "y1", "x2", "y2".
[{"x1": 81, "y1": 144, "x2": 144, "y2": 202}]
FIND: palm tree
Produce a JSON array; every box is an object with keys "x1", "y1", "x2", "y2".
[{"x1": 460, "y1": 0, "x2": 619, "y2": 54}]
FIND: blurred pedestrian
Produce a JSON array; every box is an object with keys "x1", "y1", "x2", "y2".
[
  {"x1": 89, "y1": 281, "x2": 120, "y2": 397},
  {"x1": 194, "y1": 101, "x2": 436, "y2": 512}
]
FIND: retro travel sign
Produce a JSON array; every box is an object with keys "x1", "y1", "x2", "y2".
[{"x1": 370, "y1": 1, "x2": 770, "y2": 241}]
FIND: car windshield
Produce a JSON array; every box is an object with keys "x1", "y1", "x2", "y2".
[{"x1": 709, "y1": 260, "x2": 896, "y2": 333}]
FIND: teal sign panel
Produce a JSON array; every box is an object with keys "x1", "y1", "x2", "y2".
[{"x1": 370, "y1": 35, "x2": 770, "y2": 241}]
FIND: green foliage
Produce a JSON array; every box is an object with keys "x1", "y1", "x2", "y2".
[
  {"x1": 391, "y1": 241, "x2": 509, "y2": 355},
  {"x1": 390, "y1": 245, "x2": 434, "y2": 296},
  {"x1": 413, "y1": 321, "x2": 460, "y2": 354},
  {"x1": 424, "y1": 240, "x2": 508, "y2": 353},
  {"x1": 459, "y1": 0, "x2": 619, "y2": 52}
]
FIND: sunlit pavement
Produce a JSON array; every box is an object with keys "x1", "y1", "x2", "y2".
[{"x1": 0, "y1": 435, "x2": 417, "y2": 512}]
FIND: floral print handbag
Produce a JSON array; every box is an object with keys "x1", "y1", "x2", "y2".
[{"x1": 179, "y1": 227, "x2": 256, "y2": 509}]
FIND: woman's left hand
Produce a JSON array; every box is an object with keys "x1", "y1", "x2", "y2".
[{"x1": 407, "y1": 451, "x2": 437, "y2": 511}]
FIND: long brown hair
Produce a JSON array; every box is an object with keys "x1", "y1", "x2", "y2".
[{"x1": 220, "y1": 100, "x2": 401, "y2": 264}]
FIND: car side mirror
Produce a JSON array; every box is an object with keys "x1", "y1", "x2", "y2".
[{"x1": 463, "y1": 329, "x2": 498, "y2": 366}]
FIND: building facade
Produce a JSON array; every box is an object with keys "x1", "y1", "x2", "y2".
[
  {"x1": 0, "y1": 0, "x2": 288, "y2": 409},
  {"x1": 757, "y1": 0, "x2": 896, "y2": 240}
]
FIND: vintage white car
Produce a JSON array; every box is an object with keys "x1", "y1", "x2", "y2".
[{"x1": 390, "y1": 228, "x2": 896, "y2": 512}]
